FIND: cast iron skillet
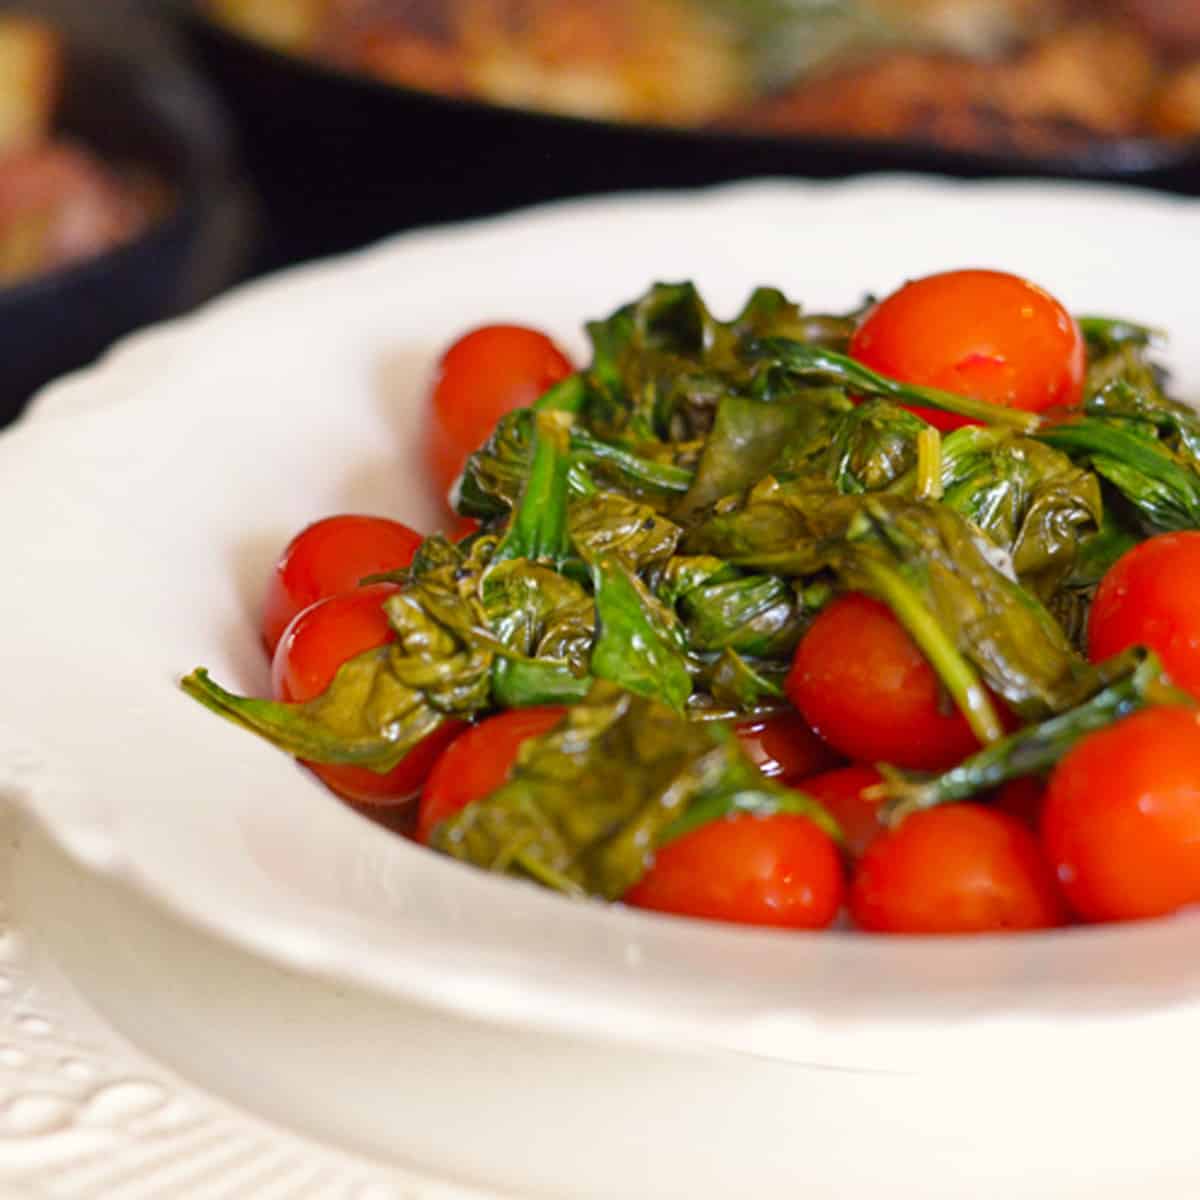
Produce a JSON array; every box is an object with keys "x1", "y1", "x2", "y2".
[
  {"x1": 0, "y1": 38, "x2": 247, "y2": 426},
  {"x1": 173, "y1": 1, "x2": 1200, "y2": 270}
]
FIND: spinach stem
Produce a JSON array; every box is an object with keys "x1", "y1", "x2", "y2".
[
  {"x1": 876, "y1": 651, "x2": 1194, "y2": 823},
  {"x1": 752, "y1": 340, "x2": 1041, "y2": 432},
  {"x1": 857, "y1": 558, "x2": 1005, "y2": 745},
  {"x1": 514, "y1": 851, "x2": 586, "y2": 897},
  {"x1": 916, "y1": 426, "x2": 944, "y2": 501}
]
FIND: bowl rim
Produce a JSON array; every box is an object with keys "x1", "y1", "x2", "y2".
[{"x1": 7, "y1": 175, "x2": 1200, "y2": 1075}]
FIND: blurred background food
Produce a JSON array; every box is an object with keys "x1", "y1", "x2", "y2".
[
  {"x1": 202, "y1": 0, "x2": 1200, "y2": 154},
  {"x1": 0, "y1": 0, "x2": 1197, "y2": 416},
  {"x1": 0, "y1": 1, "x2": 245, "y2": 423},
  {"x1": 178, "y1": 0, "x2": 1200, "y2": 271},
  {"x1": 0, "y1": 13, "x2": 168, "y2": 286}
]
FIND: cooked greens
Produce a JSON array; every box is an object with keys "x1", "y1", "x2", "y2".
[
  {"x1": 183, "y1": 280, "x2": 1200, "y2": 903},
  {"x1": 432, "y1": 682, "x2": 838, "y2": 899},
  {"x1": 877, "y1": 650, "x2": 1194, "y2": 823}
]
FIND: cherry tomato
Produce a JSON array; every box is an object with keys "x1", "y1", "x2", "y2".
[
  {"x1": 800, "y1": 765, "x2": 886, "y2": 859},
  {"x1": 272, "y1": 583, "x2": 464, "y2": 805},
  {"x1": 849, "y1": 269, "x2": 1086, "y2": 432},
  {"x1": 733, "y1": 711, "x2": 842, "y2": 783},
  {"x1": 850, "y1": 804, "x2": 1067, "y2": 934},
  {"x1": 450, "y1": 515, "x2": 482, "y2": 541},
  {"x1": 416, "y1": 705, "x2": 567, "y2": 844},
  {"x1": 785, "y1": 592, "x2": 982, "y2": 771},
  {"x1": 624, "y1": 813, "x2": 844, "y2": 930},
  {"x1": 261, "y1": 514, "x2": 424, "y2": 657},
  {"x1": 427, "y1": 324, "x2": 574, "y2": 503},
  {"x1": 991, "y1": 775, "x2": 1046, "y2": 830},
  {"x1": 1041, "y1": 706, "x2": 1200, "y2": 923},
  {"x1": 1087, "y1": 531, "x2": 1200, "y2": 700}
]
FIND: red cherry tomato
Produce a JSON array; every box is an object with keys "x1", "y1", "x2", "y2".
[
  {"x1": 272, "y1": 583, "x2": 399, "y2": 703},
  {"x1": 800, "y1": 765, "x2": 886, "y2": 859},
  {"x1": 785, "y1": 592, "x2": 982, "y2": 771},
  {"x1": 416, "y1": 705, "x2": 567, "y2": 844},
  {"x1": 1041, "y1": 706, "x2": 1200, "y2": 923},
  {"x1": 427, "y1": 324, "x2": 574, "y2": 503},
  {"x1": 261, "y1": 515, "x2": 424, "y2": 657},
  {"x1": 450, "y1": 515, "x2": 482, "y2": 542},
  {"x1": 850, "y1": 804, "x2": 1067, "y2": 934},
  {"x1": 272, "y1": 584, "x2": 464, "y2": 805},
  {"x1": 991, "y1": 775, "x2": 1046, "y2": 830},
  {"x1": 733, "y1": 711, "x2": 842, "y2": 783},
  {"x1": 624, "y1": 813, "x2": 844, "y2": 930},
  {"x1": 849, "y1": 269, "x2": 1086, "y2": 432},
  {"x1": 1087, "y1": 531, "x2": 1200, "y2": 700}
]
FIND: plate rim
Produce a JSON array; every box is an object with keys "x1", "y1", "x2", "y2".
[{"x1": 8, "y1": 174, "x2": 1200, "y2": 1072}]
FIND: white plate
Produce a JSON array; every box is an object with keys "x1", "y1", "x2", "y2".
[
  {"x1": 0, "y1": 805, "x2": 493, "y2": 1199},
  {"x1": 3, "y1": 176, "x2": 1200, "y2": 1197}
]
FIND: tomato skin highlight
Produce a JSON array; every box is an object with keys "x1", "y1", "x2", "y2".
[
  {"x1": 272, "y1": 583, "x2": 400, "y2": 704},
  {"x1": 1087, "y1": 531, "x2": 1200, "y2": 700},
  {"x1": 785, "y1": 592, "x2": 982, "y2": 771},
  {"x1": 1041, "y1": 706, "x2": 1200, "y2": 924},
  {"x1": 848, "y1": 269, "x2": 1085, "y2": 431},
  {"x1": 624, "y1": 813, "x2": 844, "y2": 930},
  {"x1": 800, "y1": 765, "x2": 886, "y2": 859},
  {"x1": 427, "y1": 324, "x2": 574, "y2": 503},
  {"x1": 272, "y1": 584, "x2": 464, "y2": 805},
  {"x1": 733, "y1": 711, "x2": 841, "y2": 783},
  {"x1": 261, "y1": 515, "x2": 424, "y2": 657},
  {"x1": 416, "y1": 705, "x2": 567, "y2": 844},
  {"x1": 850, "y1": 804, "x2": 1068, "y2": 934}
]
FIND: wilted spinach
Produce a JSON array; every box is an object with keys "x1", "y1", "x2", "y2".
[
  {"x1": 183, "y1": 279, "x2": 1200, "y2": 904},
  {"x1": 431, "y1": 682, "x2": 837, "y2": 898}
]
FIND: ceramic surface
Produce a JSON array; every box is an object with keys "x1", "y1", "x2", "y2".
[{"x1": 2, "y1": 182, "x2": 1200, "y2": 1162}]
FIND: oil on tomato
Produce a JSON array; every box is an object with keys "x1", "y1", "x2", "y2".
[
  {"x1": 273, "y1": 584, "x2": 464, "y2": 804},
  {"x1": 625, "y1": 812, "x2": 844, "y2": 930},
  {"x1": 261, "y1": 514, "x2": 423, "y2": 657}
]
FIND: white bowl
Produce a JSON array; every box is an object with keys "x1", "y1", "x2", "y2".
[{"x1": 3, "y1": 177, "x2": 1200, "y2": 1197}]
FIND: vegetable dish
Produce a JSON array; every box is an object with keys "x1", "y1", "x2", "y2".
[{"x1": 184, "y1": 267, "x2": 1200, "y2": 935}]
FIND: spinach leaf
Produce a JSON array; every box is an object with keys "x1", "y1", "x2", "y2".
[
  {"x1": 181, "y1": 538, "x2": 501, "y2": 771},
  {"x1": 1044, "y1": 512, "x2": 1140, "y2": 649},
  {"x1": 938, "y1": 427, "x2": 1103, "y2": 599},
  {"x1": 568, "y1": 428, "x2": 694, "y2": 499},
  {"x1": 688, "y1": 486, "x2": 1099, "y2": 723},
  {"x1": 431, "y1": 682, "x2": 837, "y2": 899},
  {"x1": 844, "y1": 497, "x2": 1100, "y2": 722},
  {"x1": 774, "y1": 398, "x2": 926, "y2": 494},
  {"x1": 730, "y1": 285, "x2": 856, "y2": 349},
  {"x1": 677, "y1": 393, "x2": 839, "y2": 518},
  {"x1": 567, "y1": 492, "x2": 682, "y2": 572},
  {"x1": 746, "y1": 338, "x2": 1041, "y2": 431},
  {"x1": 1078, "y1": 315, "x2": 1161, "y2": 356},
  {"x1": 697, "y1": 649, "x2": 788, "y2": 712},
  {"x1": 181, "y1": 652, "x2": 461, "y2": 772},
  {"x1": 677, "y1": 571, "x2": 804, "y2": 658},
  {"x1": 590, "y1": 556, "x2": 693, "y2": 713},
  {"x1": 492, "y1": 411, "x2": 574, "y2": 567},
  {"x1": 456, "y1": 408, "x2": 536, "y2": 520},
  {"x1": 1038, "y1": 418, "x2": 1200, "y2": 533}
]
